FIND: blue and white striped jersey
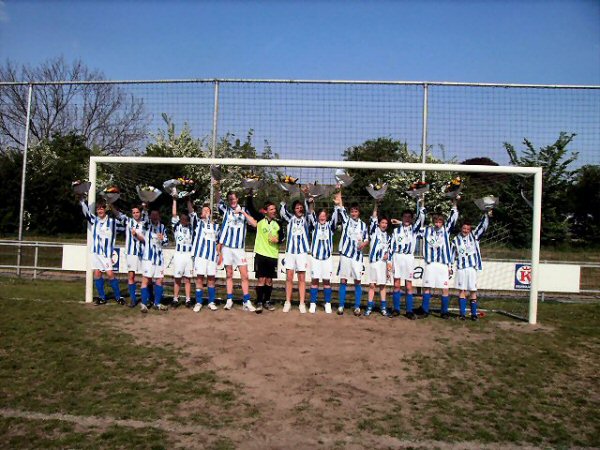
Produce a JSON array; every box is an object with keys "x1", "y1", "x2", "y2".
[
  {"x1": 171, "y1": 216, "x2": 194, "y2": 254},
  {"x1": 279, "y1": 201, "x2": 311, "y2": 255},
  {"x1": 368, "y1": 217, "x2": 391, "y2": 263},
  {"x1": 421, "y1": 207, "x2": 458, "y2": 265},
  {"x1": 451, "y1": 214, "x2": 489, "y2": 270},
  {"x1": 141, "y1": 221, "x2": 169, "y2": 265},
  {"x1": 81, "y1": 200, "x2": 124, "y2": 258},
  {"x1": 217, "y1": 200, "x2": 250, "y2": 249},
  {"x1": 390, "y1": 208, "x2": 426, "y2": 256},
  {"x1": 307, "y1": 206, "x2": 340, "y2": 260},
  {"x1": 191, "y1": 213, "x2": 219, "y2": 262},
  {"x1": 338, "y1": 207, "x2": 368, "y2": 262},
  {"x1": 118, "y1": 211, "x2": 148, "y2": 257}
]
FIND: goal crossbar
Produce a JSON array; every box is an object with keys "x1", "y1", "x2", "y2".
[{"x1": 86, "y1": 156, "x2": 543, "y2": 324}]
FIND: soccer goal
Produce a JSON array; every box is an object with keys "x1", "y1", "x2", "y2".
[{"x1": 84, "y1": 156, "x2": 543, "y2": 324}]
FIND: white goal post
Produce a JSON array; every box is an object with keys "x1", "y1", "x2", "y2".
[{"x1": 86, "y1": 156, "x2": 543, "y2": 324}]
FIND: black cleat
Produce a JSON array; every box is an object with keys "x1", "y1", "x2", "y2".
[
  {"x1": 406, "y1": 312, "x2": 416, "y2": 320},
  {"x1": 116, "y1": 297, "x2": 126, "y2": 306},
  {"x1": 441, "y1": 312, "x2": 450, "y2": 320},
  {"x1": 184, "y1": 300, "x2": 193, "y2": 309},
  {"x1": 459, "y1": 315, "x2": 467, "y2": 321},
  {"x1": 255, "y1": 302, "x2": 264, "y2": 314},
  {"x1": 94, "y1": 298, "x2": 107, "y2": 306},
  {"x1": 391, "y1": 309, "x2": 401, "y2": 317},
  {"x1": 264, "y1": 301, "x2": 275, "y2": 311},
  {"x1": 471, "y1": 315, "x2": 479, "y2": 321}
]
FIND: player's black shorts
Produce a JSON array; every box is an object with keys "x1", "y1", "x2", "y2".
[{"x1": 254, "y1": 253, "x2": 278, "y2": 279}]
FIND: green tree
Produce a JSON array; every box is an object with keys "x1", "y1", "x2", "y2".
[
  {"x1": 568, "y1": 164, "x2": 600, "y2": 245},
  {"x1": 0, "y1": 149, "x2": 23, "y2": 234},
  {"x1": 499, "y1": 132, "x2": 577, "y2": 246},
  {"x1": 342, "y1": 137, "x2": 457, "y2": 220},
  {"x1": 25, "y1": 133, "x2": 92, "y2": 235}
]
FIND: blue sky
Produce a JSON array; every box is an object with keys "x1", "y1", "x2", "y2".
[{"x1": 0, "y1": 0, "x2": 598, "y2": 84}]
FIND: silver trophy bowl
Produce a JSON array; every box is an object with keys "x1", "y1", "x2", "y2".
[
  {"x1": 72, "y1": 181, "x2": 91, "y2": 196},
  {"x1": 406, "y1": 184, "x2": 430, "y2": 199},
  {"x1": 136, "y1": 185, "x2": 162, "y2": 203},
  {"x1": 474, "y1": 196, "x2": 499, "y2": 211},
  {"x1": 366, "y1": 182, "x2": 388, "y2": 201},
  {"x1": 335, "y1": 169, "x2": 354, "y2": 187},
  {"x1": 210, "y1": 165, "x2": 222, "y2": 181},
  {"x1": 242, "y1": 178, "x2": 262, "y2": 190}
]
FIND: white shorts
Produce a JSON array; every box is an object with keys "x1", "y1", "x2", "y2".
[
  {"x1": 126, "y1": 254, "x2": 142, "y2": 274},
  {"x1": 423, "y1": 262, "x2": 449, "y2": 289},
  {"x1": 369, "y1": 260, "x2": 388, "y2": 285},
  {"x1": 338, "y1": 255, "x2": 363, "y2": 281},
  {"x1": 142, "y1": 259, "x2": 164, "y2": 279},
  {"x1": 311, "y1": 257, "x2": 333, "y2": 281},
  {"x1": 222, "y1": 246, "x2": 248, "y2": 267},
  {"x1": 92, "y1": 253, "x2": 113, "y2": 272},
  {"x1": 173, "y1": 252, "x2": 193, "y2": 278},
  {"x1": 392, "y1": 253, "x2": 415, "y2": 281},
  {"x1": 284, "y1": 252, "x2": 308, "y2": 272},
  {"x1": 194, "y1": 256, "x2": 217, "y2": 277},
  {"x1": 455, "y1": 267, "x2": 478, "y2": 292}
]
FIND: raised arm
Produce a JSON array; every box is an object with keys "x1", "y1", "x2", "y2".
[
  {"x1": 412, "y1": 206, "x2": 426, "y2": 233},
  {"x1": 445, "y1": 202, "x2": 459, "y2": 233},
  {"x1": 241, "y1": 208, "x2": 258, "y2": 228},
  {"x1": 279, "y1": 201, "x2": 293, "y2": 223},
  {"x1": 473, "y1": 212, "x2": 490, "y2": 240},
  {"x1": 245, "y1": 194, "x2": 264, "y2": 221},
  {"x1": 172, "y1": 197, "x2": 178, "y2": 219},
  {"x1": 80, "y1": 199, "x2": 95, "y2": 224},
  {"x1": 369, "y1": 203, "x2": 379, "y2": 234}
]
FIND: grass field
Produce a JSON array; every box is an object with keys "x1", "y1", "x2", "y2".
[{"x1": 0, "y1": 277, "x2": 599, "y2": 449}]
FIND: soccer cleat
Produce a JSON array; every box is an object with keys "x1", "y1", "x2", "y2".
[
  {"x1": 224, "y1": 298, "x2": 234, "y2": 310},
  {"x1": 171, "y1": 298, "x2": 180, "y2": 309},
  {"x1": 299, "y1": 303, "x2": 307, "y2": 314},
  {"x1": 459, "y1": 315, "x2": 467, "y2": 321},
  {"x1": 116, "y1": 297, "x2": 126, "y2": 306},
  {"x1": 243, "y1": 300, "x2": 256, "y2": 312},
  {"x1": 255, "y1": 302, "x2": 263, "y2": 314},
  {"x1": 193, "y1": 303, "x2": 203, "y2": 313},
  {"x1": 265, "y1": 301, "x2": 275, "y2": 311},
  {"x1": 207, "y1": 302, "x2": 218, "y2": 311},
  {"x1": 364, "y1": 308, "x2": 372, "y2": 317},
  {"x1": 324, "y1": 303, "x2": 332, "y2": 314},
  {"x1": 337, "y1": 306, "x2": 344, "y2": 315},
  {"x1": 471, "y1": 315, "x2": 479, "y2": 321},
  {"x1": 129, "y1": 300, "x2": 138, "y2": 308},
  {"x1": 309, "y1": 303, "x2": 317, "y2": 314},
  {"x1": 413, "y1": 306, "x2": 425, "y2": 315},
  {"x1": 157, "y1": 303, "x2": 168, "y2": 311},
  {"x1": 381, "y1": 308, "x2": 388, "y2": 317},
  {"x1": 391, "y1": 309, "x2": 401, "y2": 317},
  {"x1": 282, "y1": 301, "x2": 292, "y2": 313},
  {"x1": 94, "y1": 298, "x2": 107, "y2": 306},
  {"x1": 353, "y1": 307, "x2": 361, "y2": 317},
  {"x1": 185, "y1": 300, "x2": 193, "y2": 309},
  {"x1": 441, "y1": 312, "x2": 450, "y2": 320},
  {"x1": 140, "y1": 303, "x2": 148, "y2": 313},
  {"x1": 406, "y1": 312, "x2": 416, "y2": 320}
]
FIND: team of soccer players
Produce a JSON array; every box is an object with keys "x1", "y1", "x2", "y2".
[{"x1": 79, "y1": 184, "x2": 490, "y2": 320}]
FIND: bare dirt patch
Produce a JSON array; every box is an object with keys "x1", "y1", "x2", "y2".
[{"x1": 117, "y1": 307, "x2": 486, "y2": 448}]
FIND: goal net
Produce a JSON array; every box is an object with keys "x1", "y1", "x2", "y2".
[{"x1": 85, "y1": 156, "x2": 542, "y2": 324}]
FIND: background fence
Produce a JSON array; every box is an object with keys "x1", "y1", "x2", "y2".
[{"x1": 1, "y1": 78, "x2": 599, "y2": 271}]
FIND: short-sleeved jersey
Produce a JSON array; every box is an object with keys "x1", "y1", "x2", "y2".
[
  {"x1": 141, "y1": 221, "x2": 169, "y2": 265},
  {"x1": 451, "y1": 214, "x2": 489, "y2": 270},
  {"x1": 279, "y1": 201, "x2": 311, "y2": 255},
  {"x1": 421, "y1": 207, "x2": 458, "y2": 265},
  {"x1": 308, "y1": 207, "x2": 340, "y2": 260},
  {"x1": 390, "y1": 208, "x2": 425, "y2": 256},
  {"x1": 191, "y1": 213, "x2": 219, "y2": 262},
  {"x1": 171, "y1": 216, "x2": 194, "y2": 254},
  {"x1": 217, "y1": 200, "x2": 249, "y2": 249},
  {"x1": 255, "y1": 218, "x2": 280, "y2": 259},
  {"x1": 368, "y1": 216, "x2": 391, "y2": 263},
  {"x1": 118, "y1": 211, "x2": 148, "y2": 257},
  {"x1": 338, "y1": 207, "x2": 369, "y2": 262},
  {"x1": 81, "y1": 200, "x2": 124, "y2": 258}
]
